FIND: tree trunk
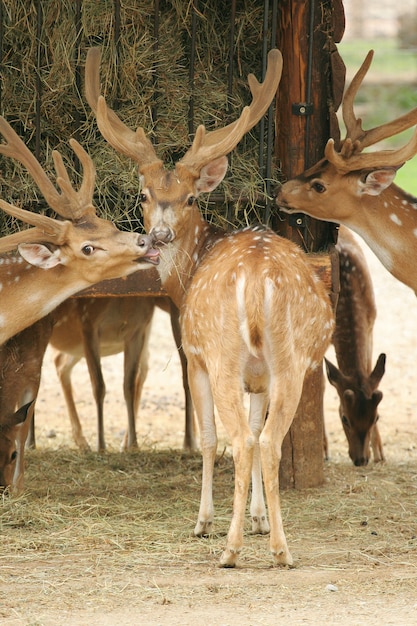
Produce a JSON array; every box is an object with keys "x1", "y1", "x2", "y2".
[{"x1": 273, "y1": 0, "x2": 345, "y2": 489}]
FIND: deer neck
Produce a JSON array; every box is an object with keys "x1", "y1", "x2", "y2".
[
  {"x1": 157, "y1": 209, "x2": 223, "y2": 309},
  {"x1": 344, "y1": 184, "x2": 417, "y2": 295},
  {"x1": 0, "y1": 257, "x2": 88, "y2": 344}
]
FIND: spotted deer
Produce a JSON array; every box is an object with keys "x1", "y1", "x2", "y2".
[
  {"x1": 326, "y1": 226, "x2": 386, "y2": 466},
  {"x1": 86, "y1": 47, "x2": 335, "y2": 567},
  {"x1": 277, "y1": 50, "x2": 417, "y2": 296},
  {"x1": 0, "y1": 115, "x2": 159, "y2": 346},
  {"x1": 0, "y1": 316, "x2": 53, "y2": 492},
  {"x1": 48, "y1": 295, "x2": 196, "y2": 453},
  {"x1": 0, "y1": 294, "x2": 195, "y2": 493}
]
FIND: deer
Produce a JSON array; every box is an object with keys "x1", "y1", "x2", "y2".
[
  {"x1": 0, "y1": 293, "x2": 195, "y2": 493},
  {"x1": 0, "y1": 315, "x2": 53, "y2": 492},
  {"x1": 276, "y1": 49, "x2": 417, "y2": 296},
  {"x1": 85, "y1": 46, "x2": 335, "y2": 567},
  {"x1": 326, "y1": 225, "x2": 386, "y2": 466},
  {"x1": 47, "y1": 294, "x2": 196, "y2": 453},
  {"x1": 0, "y1": 114, "x2": 160, "y2": 347}
]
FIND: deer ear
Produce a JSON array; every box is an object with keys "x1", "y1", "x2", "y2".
[
  {"x1": 196, "y1": 156, "x2": 228, "y2": 193},
  {"x1": 361, "y1": 168, "x2": 399, "y2": 196},
  {"x1": 18, "y1": 243, "x2": 63, "y2": 269}
]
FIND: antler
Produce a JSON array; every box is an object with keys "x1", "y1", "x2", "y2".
[
  {"x1": 0, "y1": 199, "x2": 70, "y2": 254},
  {"x1": 179, "y1": 48, "x2": 283, "y2": 172},
  {"x1": 0, "y1": 117, "x2": 96, "y2": 220},
  {"x1": 85, "y1": 47, "x2": 161, "y2": 169},
  {"x1": 326, "y1": 50, "x2": 417, "y2": 172},
  {"x1": 85, "y1": 47, "x2": 283, "y2": 173}
]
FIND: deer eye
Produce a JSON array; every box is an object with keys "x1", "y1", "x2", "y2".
[
  {"x1": 11, "y1": 450, "x2": 17, "y2": 462},
  {"x1": 81, "y1": 244, "x2": 95, "y2": 256},
  {"x1": 341, "y1": 415, "x2": 350, "y2": 428},
  {"x1": 139, "y1": 193, "x2": 147, "y2": 203},
  {"x1": 311, "y1": 181, "x2": 326, "y2": 193},
  {"x1": 186, "y1": 196, "x2": 196, "y2": 206}
]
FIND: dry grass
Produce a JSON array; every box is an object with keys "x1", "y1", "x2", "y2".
[
  {"x1": 0, "y1": 0, "x2": 278, "y2": 237},
  {"x1": 2, "y1": 446, "x2": 417, "y2": 573}
]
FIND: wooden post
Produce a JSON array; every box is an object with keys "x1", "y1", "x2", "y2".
[{"x1": 272, "y1": 0, "x2": 345, "y2": 489}]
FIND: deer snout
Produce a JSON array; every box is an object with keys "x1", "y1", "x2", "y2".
[
  {"x1": 353, "y1": 456, "x2": 369, "y2": 467},
  {"x1": 149, "y1": 225, "x2": 175, "y2": 245},
  {"x1": 136, "y1": 234, "x2": 160, "y2": 265}
]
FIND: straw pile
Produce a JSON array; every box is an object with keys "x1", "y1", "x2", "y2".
[{"x1": 0, "y1": 0, "x2": 278, "y2": 236}]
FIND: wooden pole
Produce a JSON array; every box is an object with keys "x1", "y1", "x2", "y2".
[{"x1": 273, "y1": 0, "x2": 345, "y2": 489}]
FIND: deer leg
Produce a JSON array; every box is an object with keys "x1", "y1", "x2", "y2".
[
  {"x1": 371, "y1": 423, "x2": 385, "y2": 462},
  {"x1": 121, "y1": 330, "x2": 149, "y2": 451},
  {"x1": 169, "y1": 302, "x2": 197, "y2": 451},
  {"x1": 249, "y1": 392, "x2": 270, "y2": 534},
  {"x1": 217, "y1": 389, "x2": 254, "y2": 568},
  {"x1": 81, "y1": 326, "x2": 106, "y2": 452},
  {"x1": 188, "y1": 358, "x2": 217, "y2": 538},
  {"x1": 259, "y1": 379, "x2": 303, "y2": 567},
  {"x1": 54, "y1": 351, "x2": 90, "y2": 451}
]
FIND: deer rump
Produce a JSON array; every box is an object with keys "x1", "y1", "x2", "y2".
[{"x1": 181, "y1": 227, "x2": 330, "y2": 396}]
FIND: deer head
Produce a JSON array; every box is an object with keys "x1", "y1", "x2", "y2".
[
  {"x1": 0, "y1": 115, "x2": 159, "y2": 344},
  {"x1": 85, "y1": 47, "x2": 282, "y2": 245},
  {"x1": 276, "y1": 50, "x2": 417, "y2": 293}
]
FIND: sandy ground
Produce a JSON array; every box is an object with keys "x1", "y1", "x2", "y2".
[{"x1": 6, "y1": 233, "x2": 417, "y2": 625}]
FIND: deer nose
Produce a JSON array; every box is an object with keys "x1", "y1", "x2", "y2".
[
  {"x1": 149, "y1": 225, "x2": 175, "y2": 244},
  {"x1": 137, "y1": 234, "x2": 155, "y2": 251},
  {"x1": 354, "y1": 457, "x2": 369, "y2": 467}
]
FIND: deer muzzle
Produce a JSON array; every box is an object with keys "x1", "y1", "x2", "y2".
[
  {"x1": 136, "y1": 234, "x2": 160, "y2": 265},
  {"x1": 149, "y1": 225, "x2": 175, "y2": 245}
]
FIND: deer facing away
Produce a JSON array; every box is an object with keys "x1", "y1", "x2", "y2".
[
  {"x1": 327, "y1": 226, "x2": 386, "y2": 466},
  {"x1": 276, "y1": 49, "x2": 417, "y2": 296},
  {"x1": 86, "y1": 46, "x2": 335, "y2": 567},
  {"x1": 0, "y1": 114, "x2": 159, "y2": 346}
]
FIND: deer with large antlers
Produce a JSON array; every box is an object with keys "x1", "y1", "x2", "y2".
[
  {"x1": 85, "y1": 47, "x2": 335, "y2": 567},
  {"x1": 0, "y1": 116, "x2": 159, "y2": 346},
  {"x1": 277, "y1": 50, "x2": 417, "y2": 295}
]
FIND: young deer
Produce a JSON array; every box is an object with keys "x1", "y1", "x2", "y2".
[
  {"x1": 0, "y1": 115, "x2": 159, "y2": 346},
  {"x1": 86, "y1": 47, "x2": 335, "y2": 567},
  {"x1": 48, "y1": 295, "x2": 196, "y2": 452},
  {"x1": 327, "y1": 226, "x2": 386, "y2": 466},
  {"x1": 0, "y1": 316, "x2": 53, "y2": 491},
  {"x1": 276, "y1": 50, "x2": 417, "y2": 295}
]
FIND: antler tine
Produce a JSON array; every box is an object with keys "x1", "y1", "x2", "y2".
[
  {"x1": 326, "y1": 126, "x2": 417, "y2": 172},
  {"x1": 52, "y1": 138, "x2": 96, "y2": 219},
  {"x1": 342, "y1": 50, "x2": 374, "y2": 143},
  {"x1": 85, "y1": 47, "x2": 161, "y2": 168},
  {"x1": 0, "y1": 116, "x2": 63, "y2": 213},
  {"x1": 180, "y1": 48, "x2": 283, "y2": 171},
  {"x1": 343, "y1": 50, "x2": 417, "y2": 150},
  {"x1": 0, "y1": 199, "x2": 69, "y2": 254},
  {"x1": 0, "y1": 116, "x2": 96, "y2": 220}
]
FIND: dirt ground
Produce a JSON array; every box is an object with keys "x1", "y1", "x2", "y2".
[{"x1": 4, "y1": 233, "x2": 417, "y2": 625}]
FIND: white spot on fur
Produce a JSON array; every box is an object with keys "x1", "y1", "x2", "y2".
[{"x1": 389, "y1": 214, "x2": 402, "y2": 226}]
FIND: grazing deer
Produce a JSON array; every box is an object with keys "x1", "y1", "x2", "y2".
[
  {"x1": 86, "y1": 47, "x2": 335, "y2": 567},
  {"x1": 326, "y1": 226, "x2": 386, "y2": 466},
  {"x1": 0, "y1": 115, "x2": 159, "y2": 346},
  {"x1": 48, "y1": 295, "x2": 196, "y2": 452},
  {"x1": 276, "y1": 50, "x2": 417, "y2": 296},
  {"x1": 0, "y1": 316, "x2": 53, "y2": 492}
]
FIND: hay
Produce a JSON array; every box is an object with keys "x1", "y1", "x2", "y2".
[
  {"x1": 0, "y1": 0, "x2": 279, "y2": 236},
  {"x1": 1, "y1": 447, "x2": 417, "y2": 572}
]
